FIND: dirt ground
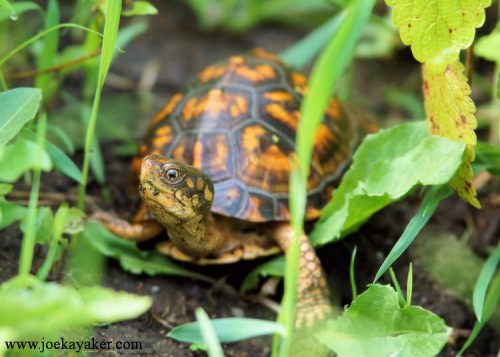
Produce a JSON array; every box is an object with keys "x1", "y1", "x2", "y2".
[{"x1": 1, "y1": 1, "x2": 499, "y2": 356}]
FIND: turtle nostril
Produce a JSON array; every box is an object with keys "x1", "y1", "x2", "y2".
[
  {"x1": 138, "y1": 184, "x2": 145, "y2": 193},
  {"x1": 152, "y1": 188, "x2": 160, "y2": 196}
]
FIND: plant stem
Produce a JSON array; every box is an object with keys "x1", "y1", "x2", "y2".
[{"x1": 19, "y1": 113, "x2": 47, "y2": 276}]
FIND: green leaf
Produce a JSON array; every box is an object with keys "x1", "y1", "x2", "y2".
[
  {"x1": 316, "y1": 284, "x2": 451, "y2": 357},
  {"x1": 0, "y1": 200, "x2": 26, "y2": 229},
  {"x1": 240, "y1": 256, "x2": 284, "y2": 293},
  {"x1": 473, "y1": 246, "x2": 500, "y2": 322},
  {"x1": 474, "y1": 30, "x2": 500, "y2": 64},
  {"x1": 47, "y1": 123, "x2": 75, "y2": 153},
  {"x1": 0, "y1": 88, "x2": 41, "y2": 146},
  {"x1": 20, "y1": 206, "x2": 53, "y2": 244},
  {"x1": 82, "y1": 222, "x2": 213, "y2": 283},
  {"x1": 280, "y1": 11, "x2": 346, "y2": 69},
  {"x1": 35, "y1": 0, "x2": 60, "y2": 100},
  {"x1": 458, "y1": 274, "x2": 500, "y2": 356},
  {"x1": 0, "y1": 275, "x2": 151, "y2": 338},
  {"x1": 21, "y1": 128, "x2": 83, "y2": 183},
  {"x1": 0, "y1": 139, "x2": 52, "y2": 182},
  {"x1": 373, "y1": 184, "x2": 451, "y2": 282},
  {"x1": 195, "y1": 308, "x2": 224, "y2": 357},
  {"x1": 475, "y1": 141, "x2": 500, "y2": 176},
  {"x1": 310, "y1": 122, "x2": 465, "y2": 245},
  {"x1": 0, "y1": 183, "x2": 13, "y2": 196},
  {"x1": 122, "y1": 1, "x2": 158, "y2": 16},
  {"x1": 0, "y1": 1, "x2": 41, "y2": 22},
  {"x1": 168, "y1": 318, "x2": 285, "y2": 344},
  {"x1": 386, "y1": 0, "x2": 492, "y2": 64}
]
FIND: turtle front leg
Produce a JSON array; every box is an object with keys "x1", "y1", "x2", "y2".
[
  {"x1": 92, "y1": 211, "x2": 163, "y2": 242},
  {"x1": 272, "y1": 223, "x2": 333, "y2": 328}
]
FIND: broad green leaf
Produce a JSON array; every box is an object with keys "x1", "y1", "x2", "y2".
[
  {"x1": 310, "y1": 122, "x2": 465, "y2": 245},
  {"x1": 0, "y1": 139, "x2": 52, "y2": 182},
  {"x1": 240, "y1": 256, "x2": 284, "y2": 293},
  {"x1": 169, "y1": 318, "x2": 285, "y2": 344},
  {"x1": 0, "y1": 88, "x2": 41, "y2": 146},
  {"x1": 473, "y1": 246, "x2": 500, "y2": 322},
  {"x1": 0, "y1": 275, "x2": 151, "y2": 339},
  {"x1": 195, "y1": 308, "x2": 224, "y2": 357},
  {"x1": 422, "y1": 61, "x2": 480, "y2": 208},
  {"x1": 475, "y1": 30, "x2": 500, "y2": 64},
  {"x1": 316, "y1": 284, "x2": 451, "y2": 357},
  {"x1": 386, "y1": 0, "x2": 492, "y2": 65},
  {"x1": 373, "y1": 184, "x2": 451, "y2": 282},
  {"x1": 0, "y1": 1, "x2": 41, "y2": 22},
  {"x1": 78, "y1": 286, "x2": 152, "y2": 322},
  {"x1": 0, "y1": 200, "x2": 26, "y2": 229},
  {"x1": 82, "y1": 222, "x2": 212, "y2": 283},
  {"x1": 122, "y1": 1, "x2": 158, "y2": 16}
]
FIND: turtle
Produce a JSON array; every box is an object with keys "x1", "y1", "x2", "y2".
[{"x1": 95, "y1": 48, "x2": 376, "y2": 328}]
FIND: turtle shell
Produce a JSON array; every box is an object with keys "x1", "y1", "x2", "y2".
[{"x1": 137, "y1": 48, "x2": 361, "y2": 223}]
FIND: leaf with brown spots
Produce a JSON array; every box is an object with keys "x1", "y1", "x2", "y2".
[
  {"x1": 386, "y1": 0, "x2": 492, "y2": 65},
  {"x1": 422, "y1": 61, "x2": 480, "y2": 208}
]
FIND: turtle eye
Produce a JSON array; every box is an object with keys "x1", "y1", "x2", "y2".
[{"x1": 166, "y1": 169, "x2": 179, "y2": 181}]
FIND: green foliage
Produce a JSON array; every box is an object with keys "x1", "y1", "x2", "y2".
[
  {"x1": 81, "y1": 222, "x2": 213, "y2": 283},
  {"x1": 386, "y1": 0, "x2": 491, "y2": 64},
  {"x1": 0, "y1": 275, "x2": 151, "y2": 340},
  {"x1": 185, "y1": 0, "x2": 334, "y2": 31},
  {"x1": 475, "y1": 28, "x2": 500, "y2": 63},
  {"x1": 168, "y1": 318, "x2": 285, "y2": 344},
  {"x1": 373, "y1": 184, "x2": 451, "y2": 282},
  {"x1": 458, "y1": 274, "x2": 500, "y2": 356},
  {"x1": 278, "y1": 2, "x2": 375, "y2": 356},
  {"x1": 77, "y1": 0, "x2": 122, "y2": 208},
  {"x1": 20, "y1": 128, "x2": 83, "y2": 183},
  {"x1": 280, "y1": 12, "x2": 345, "y2": 69},
  {"x1": 122, "y1": 1, "x2": 158, "y2": 17},
  {"x1": 0, "y1": 1, "x2": 41, "y2": 22},
  {"x1": 311, "y1": 122, "x2": 465, "y2": 245},
  {"x1": 472, "y1": 246, "x2": 500, "y2": 322},
  {"x1": 0, "y1": 138, "x2": 52, "y2": 182},
  {"x1": 0, "y1": 87, "x2": 41, "y2": 146},
  {"x1": 475, "y1": 141, "x2": 500, "y2": 176},
  {"x1": 0, "y1": 200, "x2": 26, "y2": 229},
  {"x1": 194, "y1": 308, "x2": 224, "y2": 357},
  {"x1": 315, "y1": 284, "x2": 451, "y2": 357},
  {"x1": 240, "y1": 256, "x2": 284, "y2": 293}
]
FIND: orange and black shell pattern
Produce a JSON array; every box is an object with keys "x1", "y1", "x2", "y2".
[{"x1": 138, "y1": 48, "x2": 363, "y2": 222}]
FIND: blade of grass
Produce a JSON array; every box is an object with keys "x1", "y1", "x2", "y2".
[
  {"x1": 35, "y1": 0, "x2": 59, "y2": 99},
  {"x1": 373, "y1": 184, "x2": 452, "y2": 283},
  {"x1": 195, "y1": 308, "x2": 224, "y2": 357},
  {"x1": 274, "y1": 1, "x2": 375, "y2": 356},
  {"x1": 350, "y1": 246, "x2": 358, "y2": 299},
  {"x1": 472, "y1": 246, "x2": 500, "y2": 322},
  {"x1": 77, "y1": 0, "x2": 122, "y2": 209},
  {"x1": 18, "y1": 112, "x2": 46, "y2": 276},
  {"x1": 458, "y1": 273, "x2": 500, "y2": 356},
  {"x1": 389, "y1": 267, "x2": 406, "y2": 306},
  {"x1": 406, "y1": 262, "x2": 413, "y2": 306},
  {"x1": 280, "y1": 11, "x2": 346, "y2": 69},
  {"x1": 0, "y1": 23, "x2": 101, "y2": 67}
]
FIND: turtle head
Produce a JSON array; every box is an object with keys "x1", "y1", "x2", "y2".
[{"x1": 139, "y1": 154, "x2": 214, "y2": 226}]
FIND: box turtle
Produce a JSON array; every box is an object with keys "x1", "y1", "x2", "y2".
[{"x1": 95, "y1": 48, "x2": 375, "y2": 328}]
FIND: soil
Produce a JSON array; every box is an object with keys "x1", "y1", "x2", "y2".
[{"x1": 1, "y1": 1, "x2": 499, "y2": 356}]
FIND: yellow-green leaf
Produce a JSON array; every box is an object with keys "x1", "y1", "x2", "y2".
[
  {"x1": 422, "y1": 61, "x2": 480, "y2": 207},
  {"x1": 386, "y1": 0, "x2": 492, "y2": 65}
]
